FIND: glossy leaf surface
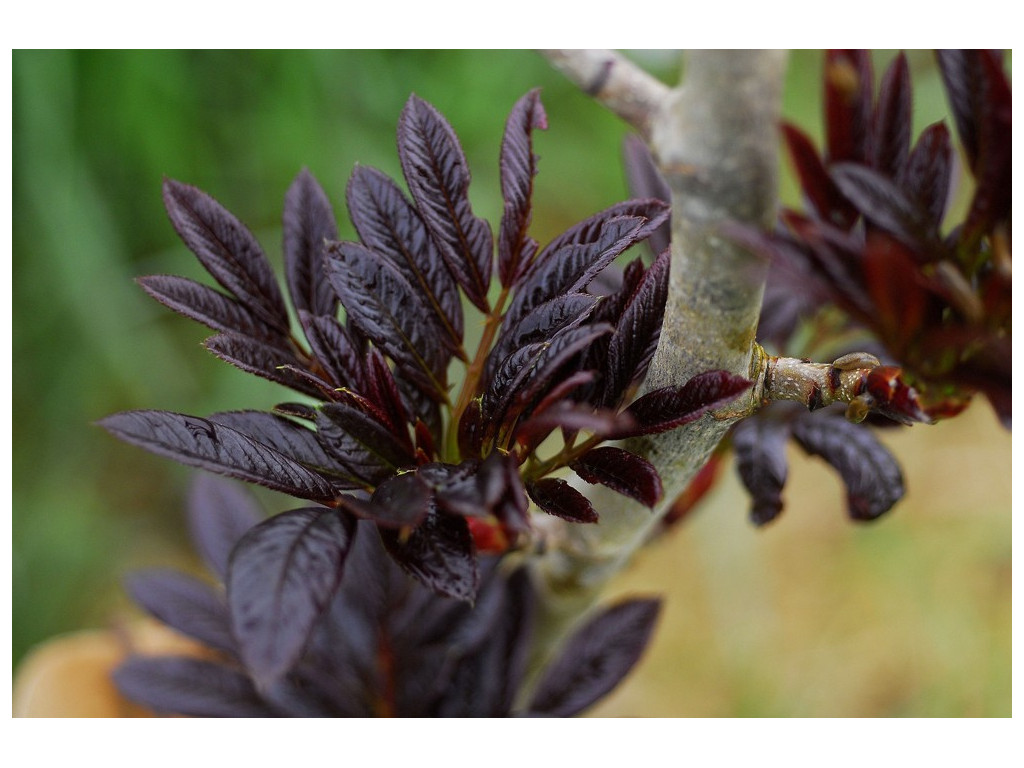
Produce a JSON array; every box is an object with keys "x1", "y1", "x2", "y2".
[
  {"x1": 398, "y1": 94, "x2": 493, "y2": 311},
  {"x1": 570, "y1": 446, "x2": 663, "y2": 509},
  {"x1": 99, "y1": 410, "x2": 337, "y2": 501},
  {"x1": 283, "y1": 168, "x2": 339, "y2": 318},
  {"x1": 163, "y1": 178, "x2": 289, "y2": 334}
]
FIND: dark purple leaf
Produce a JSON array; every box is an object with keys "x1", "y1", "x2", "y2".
[
  {"x1": 781, "y1": 123, "x2": 856, "y2": 229},
  {"x1": 498, "y1": 88, "x2": 547, "y2": 286},
  {"x1": 505, "y1": 293, "x2": 600, "y2": 351},
  {"x1": 325, "y1": 240, "x2": 447, "y2": 399},
  {"x1": 125, "y1": 569, "x2": 235, "y2": 654},
  {"x1": 488, "y1": 293, "x2": 599, "y2": 376},
  {"x1": 187, "y1": 474, "x2": 263, "y2": 581},
  {"x1": 228, "y1": 507, "x2": 355, "y2": 685},
  {"x1": 572, "y1": 258, "x2": 647, "y2": 399},
  {"x1": 203, "y1": 332, "x2": 323, "y2": 399},
  {"x1": 527, "y1": 478, "x2": 598, "y2": 523},
  {"x1": 791, "y1": 412, "x2": 905, "y2": 521},
  {"x1": 362, "y1": 347, "x2": 413, "y2": 440},
  {"x1": 505, "y1": 216, "x2": 646, "y2": 332},
  {"x1": 481, "y1": 341, "x2": 547, "y2": 421},
  {"x1": 530, "y1": 370, "x2": 597, "y2": 418},
  {"x1": 731, "y1": 414, "x2": 790, "y2": 526},
  {"x1": 137, "y1": 275, "x2": 285, "y2": 346},
  {"x1": 898, "y1": 122, "x2": 953, "y2": 228},
  {"x1": 571, "y1": 446, "x2": 663, "y2": 509},
  {"x1": 486, "y1": 324, "x2": 613, "y2": 435},
  {"x1": 521, "y1": 325, "x2": 615, "y2": 416},
  {"x1": 533, "y1": 199, "x2": 669, "y2": 273},
  {"x1": 434, "y1": 566, "x2": 535, "y2": 716},
  {"x1": 208, "y1": 410, "x2": 362, "y2": 489},
  {"x1": 824, "y1": 50, "x2": 874, "y2": 164},
  {"x1": 870, "y1": 53, "x2": 912, "y2": 178},
  {"x1": 379, "y1": 511, "x2": 479, "y2": 602},
  {"x1": 337, "y1": 472, "x2": 432, "y2": 529},
  {"x1": 936, "y1": 49, "x2": 984, "y2": 170},
  {"x1": 162, "y1": 178, "x2": 289, "y2": 334},
  {"x1": 778, "y1": 212, "x2": 877, "y2": 319},
  {"x1": 397, "y1": 94, "x2": 493, "y2": 311},
  {"x1": 419, "y1": 455, "x2": 530, "y2": 537},
  {"x1": 316, "y1": 401, "x2": 414, "y2": 486},
  {"x1": 283, "y1": 168, "x2": 339, "y2": 318},
  {"x1": 962, "y1": 51, "x2": 1011, "y2": 246},
  {"x1": 614, "y1": 371, "x2": 751, "y2": 438},
  {"x1": 862, "y1": 236, "x2": 927, "y2": 350},
  {"x1": 98, "y1": 410, "x2": 338, "y2": 502},
  {"x1": 528, "y1": 598, "x2": 661, "y2": 717},
  {"x1": 831, "y1": 163, "x2": 936, "y2": 248},
  {"x1": 114, "y1": 656, "x2": 277, "y2": 717},
  {"x1": 396, "y1": 377, "x2": 444, "y2": 448},
  {"x1": 346, "y1": 165, "x2": 463, "y2": 350},
  {"x1": 298, "y1": 311, "x2": 367, "y2": 392},
  {"x1": 515, "y1": 402, "x2": 631, "y2": 453},
  {"x1": 470, "y1": 452, "x2": 530, "y2": 536},
  {"x1": 602, "y1": 248, "x2": 670, "y2": 406},
  {"x1": 457, "y1": 396, "x2": 485, "y2": 458},
  {"x1": 621, "y1": 134, "x2": 671, "y2": 256}
]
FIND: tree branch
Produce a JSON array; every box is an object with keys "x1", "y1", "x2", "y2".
[
  {"x1": 529, "y1": 50, "x2": 789, "y2": 668},
  {"x1": 751, "y1": 348, "x2": 932, "y2": 426},
  {"x1": 538, "y1": 50, "x2": 670, "y2": 141}
]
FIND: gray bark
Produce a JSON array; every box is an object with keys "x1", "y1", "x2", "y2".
[{"x1": 531, "y1": 50, "x2": 789, "y2": 660}]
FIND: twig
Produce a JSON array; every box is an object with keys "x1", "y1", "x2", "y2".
[{"x1": 537, "y1": 50, "x2": 670, "y2": 141}]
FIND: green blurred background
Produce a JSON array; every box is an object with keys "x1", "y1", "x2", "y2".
[{"x1": 12, "y1": 50, "x2": 1010, "y2": 716}]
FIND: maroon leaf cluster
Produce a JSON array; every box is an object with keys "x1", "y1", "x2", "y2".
[
  {"x1": 101, "y1": 89, "x2": 751, "y2": 626},
  {"x1": 115, "y1": 476, "x2": 661, "y2": 717},
  {"x1": 732, "y1": 402, "x2": 905, "y2": 526},
  {"x1": 619, "y1": 51, "x2": 1007, "y2": 528},
  {"x1": 735, "y1": 50, "x2": 1011, "y2": 427}
]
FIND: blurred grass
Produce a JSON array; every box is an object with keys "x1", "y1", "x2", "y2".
[{"x1": 12, "y1": 51, "x2": 1010, "y2": 716}]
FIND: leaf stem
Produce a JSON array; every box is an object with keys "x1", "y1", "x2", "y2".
[
  {"x1": 523, "y1": 433, "x2": 603, "y2": 484},
  {"x1": 446, "y1": 285, "x2": 512, "y2": 458}
]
